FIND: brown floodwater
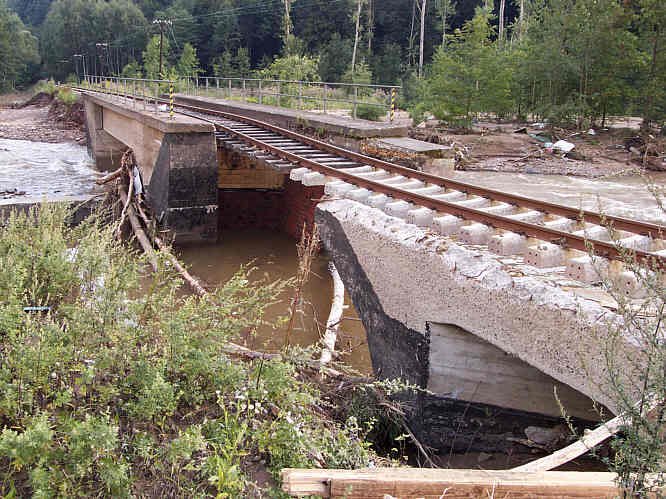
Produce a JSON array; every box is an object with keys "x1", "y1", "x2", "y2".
[{"x1": 176, "y1": 229, "x2": 372, "y2": 374}]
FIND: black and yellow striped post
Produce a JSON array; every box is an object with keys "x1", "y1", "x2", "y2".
[
  {"x1": 169, "y1": 83, "x2": 174, "y2": 119},
  {"x1": 390, "y1": 88, "x2": 396, "y2": 122}
]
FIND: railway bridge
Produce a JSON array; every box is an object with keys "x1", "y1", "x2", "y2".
[{"x1": 80, "y1": 88, "x2": 663, "y2": 452}]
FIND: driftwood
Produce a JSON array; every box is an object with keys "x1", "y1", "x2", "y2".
[
  {"x1": 118, "y1": 188, "x2": 158, "y2": 272},
  {"x1": 319, "y1": 262, "x2": 344, "y2": 366},
  {"x1": 280, "y1": 468, "x2": 632, "y2": 498},
  {"x1": 95, "y1": 167, "x2": 124, "y2": 185},
  {"x1": 514, "y1": 397, "x2": 662, "y2": 472}
]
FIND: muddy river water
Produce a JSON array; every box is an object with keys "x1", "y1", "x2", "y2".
[{"x1": 2, "y1": 137, "x2": 665, "y2": 376}]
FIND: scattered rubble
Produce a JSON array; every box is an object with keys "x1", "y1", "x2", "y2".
[{"x1": 410, "y1": 120, "x2": 666, "y2": 177}]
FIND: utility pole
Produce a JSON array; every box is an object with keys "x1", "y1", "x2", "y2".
[
  {"x1": 153, "y1": 19, "x2": 172, "y2": 79},
  {"x1": 419, "y1": 0, "x2": 427, "y2": 78},
  {"x1": 73, "y1": 54, "x2": 83, "y2": 83},
  {"x1": 95, "y1": 43, "x2": 108, "y2": 76},
  {"x1": 351, "y1": 0, "x2": 363, "y2": 74}
]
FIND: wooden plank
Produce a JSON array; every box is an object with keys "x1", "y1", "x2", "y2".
[{"x1": 280, "y1": 468, "x2": 640, "y2": 498}]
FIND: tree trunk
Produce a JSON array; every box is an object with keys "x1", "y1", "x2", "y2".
[
  {"x1": 642, "y1": 28, "x2": 660, "y2": 131},
  {"x1": 499, "y1": 0, "x2": 505, "y2": 43},
  {"x1": 519, "y1": 0, "x2": 525, "y2": 40},
  {"x1": 367, "y1": 0, "x2": 374, "y2": 55},
  {"x1": 419, "y1": 0, "x2": 427, "y2": 78},
  {"x1": 351, "y1": 0, "x2": 363, "y2": 74}
]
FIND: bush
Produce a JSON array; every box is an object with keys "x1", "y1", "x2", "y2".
[
  {"x1": 33, "y1": 78, "x2": 58, "y2": 96},
  {"x1": 56, "y1": 86, "x2": 77, "y2": 106},
  {"x1": 356, "y1": 103, "x2": 385, "y2": 121},
  {"x1": 0, "y1": 204, "x2": 377, "y2": 497}
]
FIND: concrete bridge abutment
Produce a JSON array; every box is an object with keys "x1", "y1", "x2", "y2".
[{"x1": 83, "y1": 93, "x2": 219, "y2": 243}]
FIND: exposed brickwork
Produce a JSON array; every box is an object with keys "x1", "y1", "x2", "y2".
[
  {"x1": 218, "y1": 148, "x2": 286, "y2": 189},
  {"x1": 217, "y1": 179, "x2": 324, "y2": 240},
  {"x1": 283, "y1": 180, "x2": 324, "y2": 240},
  {"x1": 218, "y1": 189, "x2": 284, "y2": 231}
]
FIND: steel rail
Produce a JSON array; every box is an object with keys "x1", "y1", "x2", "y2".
[
  {"x1": 166, "y1": 97, "x2": 664, "y2": 238},
  {"x1": 212, "y1": 121, "x2": 665, "y2": 267},
  {"x1": 74, "y1": 88, "x2": 666, "y2": 267}
]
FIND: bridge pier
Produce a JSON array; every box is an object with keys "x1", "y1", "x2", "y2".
[{"x1": 83, "y1": 93, "x2": 218, "y2": 243}]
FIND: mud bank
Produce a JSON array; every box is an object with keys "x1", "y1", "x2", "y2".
[{"x1": 0, "y1": 92, "x2": 86, "y2": 144}]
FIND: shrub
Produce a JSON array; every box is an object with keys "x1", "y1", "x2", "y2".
[
  {"x1": 356, "y1": 103, "x2": 385, "y2": 121},
  {"x1": 0, "y1": 204, "x2": 377, "y2": 496}
]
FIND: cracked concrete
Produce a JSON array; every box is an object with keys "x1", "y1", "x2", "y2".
[{"x1": 316, "y1": 198, "x2": 639, "y2": 419}]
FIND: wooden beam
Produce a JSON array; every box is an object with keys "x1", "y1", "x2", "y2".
[{"x1": 280, "y1": 468, "x2": 648, "y2": 498}]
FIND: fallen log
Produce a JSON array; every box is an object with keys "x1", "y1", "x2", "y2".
[
  {"x1": 513, "y1": 397, "x2": 661, "y2": 472},
  {"x1": 280, "y1": 468, "x2": 636, "y2": 498},
  {"x1": 95, "y1": 167, "x2": 124, "y2": 185},
  {"x1": 118, "y1": 188, "x2": 158, "y2": 272},
  {"x1": 320, "y1": 262, "x2": 344, "y2": 366}
]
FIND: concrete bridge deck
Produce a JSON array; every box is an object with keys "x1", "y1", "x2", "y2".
[{"x1": 173, "y1": 94, "x2": 409, "y2": 139}]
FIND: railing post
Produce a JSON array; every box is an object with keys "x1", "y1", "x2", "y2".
[
  {"x1": 142, "y1": 81, "x2": 146, "y2": 111},
  {"x1": 258, "y1": 79, "x2": 263, "y2": 105},
  {"x1": 323, "y1": 84, "x2": 327, "y2": 113},
  {"x1": 391, "y1": 87, "x2": 396, "y2": 122},
  {"x1": 154, "y1": 82, "x2": 159, "y2": 114},
  {"x1": 216, "y1": 77, "x2": 219, "y2": 98},
  {"x1": 277, "y1": 81, "x2": 281, "y2": 107},
  {"x1": 228, "y1": 79, "x2": 232, "y2": 99},
  {"x1": 298, "y1": 82, "x2": 303, "y2": 109},
  {"x1": 133, "y1": 80, "x2": 136, "y2": 109},
  {"x1": 169, "y1": 82, "x2": 174, "y2": 119},
  {"x1": 206, "y1": 77, "x2": 209, "y2": 96},
  {"x1": 353, "y1": 85, "x2": 358, "y2": 119},
  {"x1": 242, "y1": 79, "x2": 246, "y2": 102}
]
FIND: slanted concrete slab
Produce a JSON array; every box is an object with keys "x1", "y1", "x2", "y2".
[
  {"x1": 362, "y1": 136, "x2": 455, "y2": 175},
  {"x1": 315, "y1": 198, "x2": 642, "y2": 429},
  {"x1": 372, "y1": 136, "x2": 452, "y2": 155},
  {"x1": 173, "y1": 94, "x2": 408, "y2": 139}
]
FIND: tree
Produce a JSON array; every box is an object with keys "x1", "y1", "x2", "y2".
[
  {"x1": 40, "y1": 0, "x2": 147, "y2": 80},
  {"x1": 636, "y1": 0, "x2": 666, "y2": 130},
  {"x1": 0, "y1": 0, "x2": 39, "y2": 91},
  {"x1": 425, "y1": 7, "x2": 504, "y2": 126},
  {"x1": 143, "y1": 34, "x2": 171, "y2": 79},
  {"x1": 435, "y1": 0, "x2": 456, "y2": 45},
  {"x1": 176, "y1": 42, "x2": 200, "y2": 77}
]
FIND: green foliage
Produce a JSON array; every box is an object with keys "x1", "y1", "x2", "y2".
[
  {"x1": 55, "y1": 85, "x2": 76, "y2": 105},
  {"x1": 425, "y1": 7, "x2": 503, "y2": 127},
  {"x1": 0, "y1": 204, "x2": 376, "y2": 496},
  {"x1": 32, "y1": 77, "x2": 57, "y2": 95},
  {"x1": 120, "y1": 59, "x2": 142, "y2": 79},
  {"x1": 356, "y1": 103, "x2": 384, "y2": 121},
  {"x1": 318, "y1": 33, "x2": 353, "y2": 83},
  {"x1": 142, "y1": 34, "x2": 171, "y2": 79},
  {"x1": 0, "y1": 0, "x2": 39, "y2": 91},
  {"x1": 176, "y1": 42, "x2": 201, "y2": 78},
  {"x1": 260, "y1": 53, "x2": 320, "y2": 82},
  {"x1": 39, "y1": 0, "x2": 148, "y2": 80}
]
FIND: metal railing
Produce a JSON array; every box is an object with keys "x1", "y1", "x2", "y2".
[
  {"x1": 80, "y1": 75, "x2": 401, "y2": 121},
  {"x1": 81, "y1": 75, "x2": 176, "y2": 117}
]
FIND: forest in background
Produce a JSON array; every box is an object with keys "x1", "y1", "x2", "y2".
[{"x1": 0, "y1": 0, "x2": 664, "y2": 129}]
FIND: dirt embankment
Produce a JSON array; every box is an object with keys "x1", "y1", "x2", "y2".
[
  {"x1": 0, "y1": 92, "x2": 87, "y2": 144},
  {"x1": 411, "y1": 121, "x2": 666, "y2": 178}
]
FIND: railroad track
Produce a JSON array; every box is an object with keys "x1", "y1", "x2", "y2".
[{"x1": 78, "y1": 88, "x2": 666, "y2": 284}]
